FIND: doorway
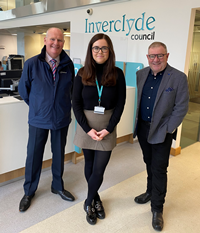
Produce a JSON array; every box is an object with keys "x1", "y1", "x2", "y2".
[{"x1": 180, "y1": 9, "x2": 200, "y2": 148}]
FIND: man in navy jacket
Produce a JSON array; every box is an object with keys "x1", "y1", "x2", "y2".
[{"x1": 18, "y1": 27, "x2": 75, "y2": 212}]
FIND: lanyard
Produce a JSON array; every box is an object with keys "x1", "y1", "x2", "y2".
[{"x1": 96, "y1": 78, "x2": 103, "y2": 106}]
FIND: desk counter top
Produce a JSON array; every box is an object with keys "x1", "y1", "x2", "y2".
[{"x1": 0, "y1": 95, "x2": 22, "y2": 105}]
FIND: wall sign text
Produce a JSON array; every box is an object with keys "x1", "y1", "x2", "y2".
[{"x1": 85, "y1": 12, "x2": 156, "y2": 40}]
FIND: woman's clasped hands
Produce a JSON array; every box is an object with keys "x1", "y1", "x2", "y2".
[{"x1": 87, "y1": 129, "x2": 109, "y2": 141}]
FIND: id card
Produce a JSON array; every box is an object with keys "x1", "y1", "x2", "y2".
[{"x1": 94, "y1": 106, "x2": 105, "y2": 114}]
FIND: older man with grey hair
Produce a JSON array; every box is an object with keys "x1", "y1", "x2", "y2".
[{"x1": 18, "y1": 28, "x2": 75, "y2": 212}]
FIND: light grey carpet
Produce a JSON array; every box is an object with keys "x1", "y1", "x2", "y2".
[
  {"x1": 0, "y1": 141, "x2": 145, "y2": 233},
  {"x1": 20, "y1": 142, "x2": 200, "y2": 233}
]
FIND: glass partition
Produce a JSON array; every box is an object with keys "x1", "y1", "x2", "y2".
[
  {"x1": 180, "y1": 10, "x2": 200, "y2": 148},
  {"x1": 0, "y1": 0, "x2": 41, "y2": 11}
]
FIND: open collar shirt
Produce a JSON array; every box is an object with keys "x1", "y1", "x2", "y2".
[{"x1": 140, "y1": 68, "x2": 166, "y2": 122}]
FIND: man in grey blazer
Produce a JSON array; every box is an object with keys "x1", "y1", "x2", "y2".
[{"x1": 133, "y1": 42, "x2": 189, "y2": 231}]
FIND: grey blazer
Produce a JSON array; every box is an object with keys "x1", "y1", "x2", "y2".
[{"x1": 133, "y1": 64, "x2": 189, "y2": 144}]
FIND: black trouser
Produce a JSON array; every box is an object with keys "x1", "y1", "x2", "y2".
[
  {"x1": 137, "y1": 121, "x2": 173, "y2": 212},
  {"x1": 24, "y1": 124, "x2": 69, "y2": 196},
  {"x1": 83, "y1": 149, "x2": 112, "y2": 206}
]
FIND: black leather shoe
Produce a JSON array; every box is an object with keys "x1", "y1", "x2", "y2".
[
  {"x1": 134, "y1": 192, "x2": 151, "y2": 204},
  {"x1": 152, "y1": 211, "x2": 164, "y2": 231},
  {"x1": 19, "y1": 194, "x2": 35, "y2": 212},
  {"x1": 51, "y1": 188, "x2": 75, "y2": 201},
  {"x1": 94, "y1": 200, "x2": 105, "y2": 219},
  {"x1": 84, "y1": 201, "x2": 97, "y2": 225}
]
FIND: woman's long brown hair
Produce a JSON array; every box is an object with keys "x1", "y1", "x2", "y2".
[{"x1": 78, "y1": 33, "x2": 117, "y2": 86}]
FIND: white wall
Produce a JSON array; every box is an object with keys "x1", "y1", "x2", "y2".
[
  {"x1": 69, "y1": 0, "x2": 200, "y2": 71},
  {"x1": 0, "y1": 0, "x2": 199, "y2": 71},
  {"x1": 24, "y1": 34, "x2": 43, "y2": 60},
  {"x1": 0, "y1": 35, "x2": 17, "y2": 62}
]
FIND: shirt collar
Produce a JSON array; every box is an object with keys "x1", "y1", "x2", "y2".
[
  {"x1": 45, "y1": 52, "x2": 60, "y2": 66},
  {"x1": 149, "y1": 67, "x2": 166, "y2": 77}
]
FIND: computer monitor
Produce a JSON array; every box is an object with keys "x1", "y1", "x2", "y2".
[
  {"x1": 0, "y1": 70, "x2": 22, "y2": 95},
  {"x1": 7, "y1": 55, "x2": 24, "y2": 70}
]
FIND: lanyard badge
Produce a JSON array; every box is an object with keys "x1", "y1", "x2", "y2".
[{"x1": 94, "y1": 78, "x2": 105, "y2": 114}]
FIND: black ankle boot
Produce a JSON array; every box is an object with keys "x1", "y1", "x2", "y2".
[
  {"x1": 152, "y1": 211, "x2": 164, "y2": 231},
  {"x1": 84, "y1": 201, "x2": 97, "y2": 225},
  {"x1": 94, "y1": 200, "x2": 105, "y2": 219}
]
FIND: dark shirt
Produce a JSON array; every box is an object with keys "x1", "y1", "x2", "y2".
[
  {"x1": 140, "y1": 69, "x2": 165, "y2": 122},
  {"x1": 72, "y1": 63, "x2": 126, "y2": 133}
]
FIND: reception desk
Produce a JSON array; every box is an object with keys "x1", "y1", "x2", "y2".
[{"x1": 0, "y1": 86, "x2": 135, "y2": 183}]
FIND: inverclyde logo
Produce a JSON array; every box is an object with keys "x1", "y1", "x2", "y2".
[{"x1": 85, "y1": 12, "x2": 156, "y2": 40}]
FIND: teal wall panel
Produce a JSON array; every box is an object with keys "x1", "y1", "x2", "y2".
[{"x1": 125, "y1": 62, "x2": 144, "y2": 131}]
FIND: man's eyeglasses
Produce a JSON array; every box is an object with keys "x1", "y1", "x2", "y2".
[
  {"x1": 92, "y1": 46, "x2": 109, "y2": 53},
  {"x1": 148, "y1": 54, "x2": 167, "y2": 60}
]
